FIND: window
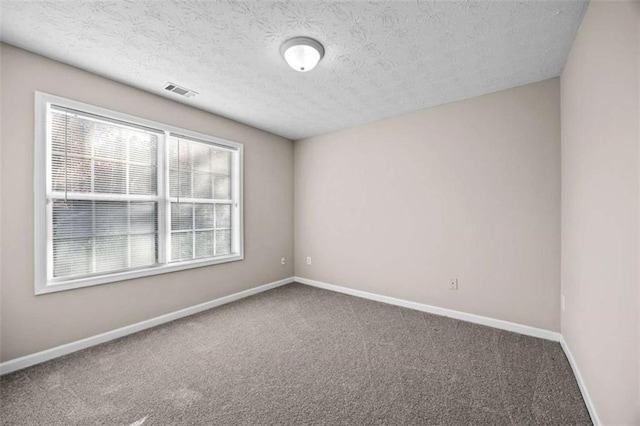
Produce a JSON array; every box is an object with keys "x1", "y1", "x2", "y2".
[{"x1": 35, "y1": 92, "x2": 243, "y2": 294}]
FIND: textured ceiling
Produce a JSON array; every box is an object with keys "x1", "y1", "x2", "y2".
[{"x1": 0, "y1": 0, "x2": 588, "y2": 140}]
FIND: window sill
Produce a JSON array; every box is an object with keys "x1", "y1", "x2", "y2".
[{"x1": 35, "y1": 253, "x2": 244, "y2": 295}]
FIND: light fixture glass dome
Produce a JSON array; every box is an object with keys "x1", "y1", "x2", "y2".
[{"x1": 280, "y1": 37, "x2": 324, "y2": 72}]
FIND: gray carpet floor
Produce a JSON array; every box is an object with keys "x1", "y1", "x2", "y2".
[{"x1": 1, "y1": 283, "x2": 592, "y2": 425}]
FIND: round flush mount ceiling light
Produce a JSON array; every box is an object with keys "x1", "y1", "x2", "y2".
[{"x1": 280, "y1": 37, "x2": 324, "y2": 72}]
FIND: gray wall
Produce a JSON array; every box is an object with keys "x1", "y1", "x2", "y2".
[
  {"x1": 0, "y1": 44, "x2": 294, "y2": 362},
  {"x1": 560, "y1": 1, "x2": 640, "y2": 424},
  {"x1": 294, "y1": 78, "x2": 561, "y2": 332}
]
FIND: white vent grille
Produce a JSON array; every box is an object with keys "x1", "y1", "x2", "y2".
[{"x1": 164, "y1": 83, "x2": 198, "y2": 98}]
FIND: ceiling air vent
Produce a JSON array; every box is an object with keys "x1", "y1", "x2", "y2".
[{"x1": 164, "y1": 83, "x2": 198, "y2": 98}]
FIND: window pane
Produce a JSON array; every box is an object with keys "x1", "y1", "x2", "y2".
[
  {"x1": 95, "y1": 201, "x2": 128, "y2": 236},
  {"x1": 49, "y1": 109, "x2": 158, "y2": 196},
  {"x1": 53, "y1": 238, "x2": 93, "y2": 278},
  {"x1": 130, "y1": 202, "x2": 157, "y2": 234},
  {"x1": 51, "y1": 155, "x2": 92, "y2": 193},
  {"x1": 92, "y1": 123, "x2": 127, "y2": 161},
  {"x1": 94, "y1": 160, "x2": 126, "y2": 194},
  {"x1": 169, "y1": 170, "x2": 177, "y2": 197},
  {"x1": 169, "y1": 138, "x2": 192, "y2": 171},
  {"x1": 129, "y1": 134, "x2": 157, "y2": 164},
  {"x1": 212, "y1": 151, "x2": 230, "y2": 175},
  {"x1": 52, "y1": 200, "x2": 93, "y2": 239},
  {"x1": 129, "y1": 164, "x2": 156, "y2": 195},
  {"x1": 95, "y1": 235, "x2": 128, "y2": 273},
  {"x1": 195, "y1": 204, "x2": 214, "y2": 229},
  {"x1": 214, "y1": 175, "x2": 231, "y2": 199},
  {"x1": 130, "y1": 234, "x2": 157, "y2": 267},
  {"x1": 169, "y1": 136, "x2": 232, "y2": 201},
  {"x1": 51, "y1": 111, "x2": 92, "y2": 156},
  {"x1": 195, "y1": 231, "x2": 214, "y2": 259},
  {"x1": 167, "y1": 136, "x2": 234, "y2": 261},
  {"x1": 171, "y1": 232, "x2": 193, "y2": 261},
  {"x1": 215, "y1": 230, "x2": 231, "y2": 255},
  {"x1": 46, "y1": 103, "x2": 240, "y2": 289},
  {"x1": 51, "y1": 199, "x2": 158, "y2": 279},
  {"x1": 170, "y1": 170, "x2": 192, "y2": 198},
  {"x1": 171, "y1": 203, "x2": 193, "y2": 231},
  {"x1": 215, "y1": 204, "x2": 231, "y2": 228},
  {"x1": 191, "y1": 143, "x2": 212, "y2": 172},
  {"x1": 193, "y1": 171, "x2": 213, "y2": 199}
]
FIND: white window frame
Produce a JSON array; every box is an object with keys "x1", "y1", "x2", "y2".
[{"x1": 34, "y1": 92, "x2": 244, "y2": 295}]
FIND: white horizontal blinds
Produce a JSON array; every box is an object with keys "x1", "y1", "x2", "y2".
[
  {"x1": 50, "y1": 107, "x2": 159, "y2": 197},
  {"x1": 48, "y1": 106, "x2": 161, "y2": 280},
  {"x1": 51, "y1": 201, "x2": 158, "y2": 277},
  {"x1": 168, "y1": 135, "x2": 233, "y2": 262}
]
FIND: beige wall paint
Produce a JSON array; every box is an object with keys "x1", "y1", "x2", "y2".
[
  {"x1": 0, "y1": 44, "x2": 294, "y2": 362},
  {"x1": 294, "y1": 79, "x2": 561, "y2": 331},
  {"x1": 561, "y1": 1, "x2": 640, "y2": 425}
]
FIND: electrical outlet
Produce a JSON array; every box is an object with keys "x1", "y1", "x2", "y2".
[
  {"x1": 449, "y1": 278, "x2": 458, "y2": 290},
  {"x1": 306, "y1": 256, "x2": 312, "y2": 266},
  {"x1": 561, "y1": 294, "x2": 565, "y2": 311},
  {"x1": 281, "y1": 257, "x2": 286, "y2": 265}
]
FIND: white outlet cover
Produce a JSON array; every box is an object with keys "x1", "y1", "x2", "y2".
[{"x1": 306, "y1": 257, "x2": 312, "y2": 265}]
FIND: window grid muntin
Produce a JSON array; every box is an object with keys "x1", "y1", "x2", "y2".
[
  {"x1": 50, "y1": 109, "x2": 159, "y2": 197},
  {"x1": 48, "y1": 107, "x2": 162, "y2": 281},
  {"x1": 168, "y1": 135, "x2": 233, "y2": 262},
  {"x1": 50, "y1": 200, "x2": 160, "y2": 281},
  {"x1": 42, "y1": 96, "x2": 242, "y2": 289}
]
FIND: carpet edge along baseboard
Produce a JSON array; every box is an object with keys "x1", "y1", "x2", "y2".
[
  {"x1": 1, "y1": 276, "x2": 561, "y2": 375},
  {"x1": 294, "y1": 277, "x2": 561, "y2": 342},
  {"x1": 0, "y1": 277, "x2": 295, "y2": 375}
]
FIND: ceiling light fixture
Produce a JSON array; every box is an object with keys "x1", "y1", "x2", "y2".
[{"x1": 280, "y1": 37, "x2": 324, "y2": 72}]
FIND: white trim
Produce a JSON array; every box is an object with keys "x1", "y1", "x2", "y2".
[
  {"x1": 294, "y1": 276, "x2": 561, "y2": 342},
  {"x1": 40, "y1": 254, "x2": 245, "y2": 294},
  {"x1": 0, "y1": 277, "x2": 295, "y2": 375},
  {"x1": 34, "y1": 92, "x2": 48, "y2": 292},
  {"x1": 234, "y1": 143, "x2": 244, "y2": 260},
  {"x1": 158, "y1": 131, "x2": 169, "y2": 264},
  {"x1": 560, "y1": 337, "x2": 601, "y2": 426},
  {"x1": 34, "y1": 91, "x2": 245, "y2": 294},
  {"x1": 38, "y1": 93, "x2": 243, "y2": 151},
  {"x1": 48, "y1": 191, "x2": 160, "y2": 202},
  {"x1": 2, "y1": 273, "x2": 597, "y2": 426}
]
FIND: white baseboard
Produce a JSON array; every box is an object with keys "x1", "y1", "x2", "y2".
[
  {"x1": 560, "y1": 337, "x2": 601, "y2": 426},
  {"x1": 294, "y1": 276, "x2": 561, "y2": 342},
  {"x1": 297, "y1": 277, "x2": 602, "y2": 422},
  {"x1": 0, "y1": 276, "x2": 295, "y2": 375},
  {"x1": 1, "y1": 274, "x2": 600, "y2": 424}
]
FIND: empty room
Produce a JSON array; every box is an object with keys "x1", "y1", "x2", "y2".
[{"x1": 0, "y1": 0, "x2": 638, "y2": 425}]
